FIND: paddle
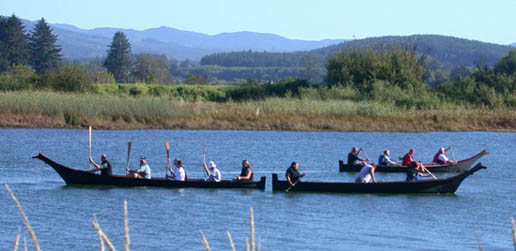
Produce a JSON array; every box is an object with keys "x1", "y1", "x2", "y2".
[
  {"x1": 449, "y1": 146, "x2": 457, "y2": 163},
  {"x1": 420, "y1": 164, "x2": 437, "y2": 180},
  {"x1": 88, "y1": 126, "x2": 92, "y2": 170},
  {"x1": 165, "y1": 141, "x2": 171, "y2": 177},
  {"x1": 285, "y1": 180, "x2": 299, "y2": 192},
  {"x1": 360, "y1": 148, "x2": 369, "y2": 163},
  {"x1": 125, "y1": 141, "x2": 132, "y2": 175},
  {"x1": 202, "y1": 139, "x2": 209, "y2": 176}
]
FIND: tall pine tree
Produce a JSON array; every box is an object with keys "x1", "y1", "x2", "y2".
[
  {"x1": 0, "y1": 14, "x2": 30, "y2": 72},
  {"x1": 29, "y1": 18, "x2": 61, "y2": 74},
  {"x1": 104, "y1": 32, "x2": 132, "y2": 83},
  {"x1": 0, "y1": 16, "x2": 10, "y2": 72}
]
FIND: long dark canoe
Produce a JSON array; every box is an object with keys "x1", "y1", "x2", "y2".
[
  {"x1": 33, "y1": 153, "x2": 266, "y2": 190},
  {"x1": 273, "y1": 163, "x2": 485, "y2": 194},
  {"x1": 339, "y1": 149, "x2": 488, "y2": 173}
]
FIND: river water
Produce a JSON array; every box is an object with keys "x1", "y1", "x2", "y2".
[{"x1": 0, "y1": 129, "x2": 514, "y2": 250}]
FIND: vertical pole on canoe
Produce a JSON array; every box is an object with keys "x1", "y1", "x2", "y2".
[
  {"x1": 88, "y1": 126, "x2": 92, "y2": 170},
  {"x1": 165, "y1": 141, "x2": 170, "y2": 177}
]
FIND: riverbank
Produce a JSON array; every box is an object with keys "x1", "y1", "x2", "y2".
[{"x1": 1, "y1": 90, "x2": 516, "y2": 131}]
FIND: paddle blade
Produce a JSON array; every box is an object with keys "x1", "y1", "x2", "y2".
[
  {"x1": 126, "y1": 140, "x2": 132, "y2": 169},
  {"x1": 165, "y1": 141, "x2": 170, "y2": 158}
]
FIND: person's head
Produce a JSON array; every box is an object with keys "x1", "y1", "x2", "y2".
[
  {"x1": 242, "y1": 160, "x2": 250, "y2": 168},
  {"x1": 290, "y1": 161, "x2": 299, "y2": 169},
  {"x1": 139, "y1": 156, "x2": 147, "y2": 165},
  {"x1": 209, "y1": 161, "x2": 216, "y2": 169},
  {"x1": 409, "y1": 148, "x2": 415, "y2": 154},
  {"x1": 384, "y1": 150, "x2": 390, "y2": 156},
  {"x1": 370, "y1": 163, "x2": 376, "y2": 169},
  {"x1": 101, "y1": 154, "x2": 107, "y2": 161},
  {"x1": 352, "y1": 147, "x2": 359, "y2": 154},
  {"x1": 439, "y1": 147, "x2": 445, "y2": 153},
  {"x1": 176, "y1": 160, "x2": 183, "y2": 168}
]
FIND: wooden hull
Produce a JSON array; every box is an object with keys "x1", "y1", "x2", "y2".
[
  {"x1": 33, "y1": 153, "x2": 266, "y2": 190},
  {"x1": 273, "y1": 163, "x2": 485, "y2": 194},
  {"x1": 339, "y1": 150, "x2": 488, "y2": 173}
]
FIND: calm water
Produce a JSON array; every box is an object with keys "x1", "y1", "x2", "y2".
[{"x1": 0, "y1": 129, "x2": 514, "y2": 250}]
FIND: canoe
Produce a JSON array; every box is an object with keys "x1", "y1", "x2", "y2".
[
  {"x1": 33, "y1": 153, "x2": 266, "y2": 190},
  {"x1": 272, "y1": 163, "x2": 485, "y2": 194},
  {"x1": 339, "y1": 149, "x2": 488, "y2": 172}
]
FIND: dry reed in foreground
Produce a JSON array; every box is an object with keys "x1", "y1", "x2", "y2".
[{"x1": 5, "y1": 184, "x2": 41, "y2": 251}]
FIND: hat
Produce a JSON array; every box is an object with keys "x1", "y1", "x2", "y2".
[
  {"x1": 139, "y1": 155, "x2": 146, "y2": 160},
  {"x1": 209, "y1": 161, "x2": 216, "y2": 168},
  {"x1": 439, "y1": 147, "x2": 445, "y2": 153},
  {"x1": 409, "y1": 148, "x2": 415, "y2": 153}
]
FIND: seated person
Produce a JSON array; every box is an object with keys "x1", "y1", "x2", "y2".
[
  {"x1": 401, "y1": 149, "x2": 416, "y2": 166},
  {"x1": 347, "y1": 147, "x2": 367, "y2": 165},
  {"x1": 285, "y1": 161, "x2": 306, "y2": 187},
  {"x1": 169, "y1": 159, "x2": 186, "y2": 181},
  {"x1": 355, "y1": 162, "x2": 377, "y2": 183},
  {"x1": 378, "y1": 150, "x2": 398, "y2": 166},
  {"x1": 205, "y1": 161, "x2": 221, "y2": 182},
  {"x1": 127, "y1": 156, "x2": 151, "y2": 179},
  {"x1": 89, "y1": 154, "x2": 112, "y2": 176},
  {"x1": 405, "y1": 162, "x2": 429, "y2": 182},
  {"x1": 236, "y1": 160, "x2": 253, "y2": 181},
  {"x1": 432, "y1": 147, "x2": 457, "y2": 165}
]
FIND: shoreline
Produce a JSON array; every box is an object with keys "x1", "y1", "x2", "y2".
[{"x1": 1, "y1": 113, "x2": 516, "y2": 132}]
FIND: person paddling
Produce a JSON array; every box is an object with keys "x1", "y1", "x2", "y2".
[
  {"x1": 405, "y1": 161, "x2": 430, "y2": 181},
  {"x1": 169, "y1": 159, "x2": 186, "y2": 181},
  {"x1": 205, "y1": 161, "x2": 221, "y2": 182},
  {"x1": 401, "y1": 148, "x2": 417, "y2": 166},
  {"x1": 378, "y1": 150, "x2": 398, "y2": 166},
  {"x1": 89, "y1": 154, "x2": 112, "y2": 176},
  {"x1": 355, "y1": 162, "x2": 377, "y2": 183},
  {"x1": 348, "y1": 147, "x2": 368, "y2": 165},
  {"x1": 432, "y1": 147, "x2": 457, "y2": 165},
  {"x1": 127, "y1": 156, "x2": 151, "y2": 179},
  {"x1": 285, "y1": 161, "x2": 306, "y2": 187}
]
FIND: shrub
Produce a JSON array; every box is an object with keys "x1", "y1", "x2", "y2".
[
  {"x1": 0, "y1": 64, "x2": 38, "y2": 91},
  {"x1": 42, "y1": 62, "x2": 93, "y2": 92}
]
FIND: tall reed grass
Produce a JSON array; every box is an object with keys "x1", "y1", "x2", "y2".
[{"x1": 1, "y1": 90, "x2": 515, "y2": 131}]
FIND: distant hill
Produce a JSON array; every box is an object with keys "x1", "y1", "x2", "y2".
[
  {"x1": 21, "y1": 19, "x2": 345, "y2": 60},
  {"x1": 201, "y1": 35, "x2": 514, "y2": 69}
]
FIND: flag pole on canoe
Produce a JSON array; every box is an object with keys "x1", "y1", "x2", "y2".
[{"x1": 88, "y1": 126, "x2": 92, "y2": 170}]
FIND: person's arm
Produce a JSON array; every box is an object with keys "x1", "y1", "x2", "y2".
[
  {"x1": 237, "y1": 169, "x2": 252, "y2": 181},
  {"x1": 370, "y1": 168, "x2": 376, "y2": 183},
  {"x1": 286, "y1": 175, "x2": 295, "y2": 186},
  {"x1": 300, "y1": 173, "x2": 306, "y2": 178},
  {"x1": 89, "y1": 157, "x2": 101, "y2": 169}
]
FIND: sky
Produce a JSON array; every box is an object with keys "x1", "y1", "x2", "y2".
[{"x1": 1, "y1": 0, "x2": 515, "y2": 45}]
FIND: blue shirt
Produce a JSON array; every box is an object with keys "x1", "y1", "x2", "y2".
[{"x1": 139, "y1": 164, "x2": 151, "y2": 179}]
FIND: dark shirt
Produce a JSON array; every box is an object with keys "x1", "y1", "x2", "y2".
[
  {"x1": 240, "y1": 165, "x2": 253, "y2": 180},
  {"x1": 405, "y1": 167, "x2": 418, "y2": 182},
  {"x1": 100, "y1": 160, "x2": 112, "y2": 176},
  {"x1": 347, "y1": 152, "x2": 360, "y2": 165},
  {"x1": 285, "y1": 166, "x2": 301, "y2": 183}
]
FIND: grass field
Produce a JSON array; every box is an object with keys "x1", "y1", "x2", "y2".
[{"x1": 1, "y1": 90, "x2": 516, "y2": 131}]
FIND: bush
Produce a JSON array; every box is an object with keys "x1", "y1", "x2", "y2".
[
  {"x1": 0, "y1": 64, "x2": 38, "y2": 91},
  {"x1": 42, "y1": 62, "x2": 93, "y2": 92}
]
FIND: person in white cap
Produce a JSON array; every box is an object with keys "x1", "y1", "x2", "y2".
[
  {"x1": 432, "y1": 146, "x2": 456, "y2": 165},
  {"x1": 205, "y1": 161, "x2": 221, "y2": 182},
  {"x1": 127, "y1": 155, "x2": 151, "y2": 179}
]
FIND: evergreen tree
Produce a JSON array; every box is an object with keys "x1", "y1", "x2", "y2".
[
  {"x1": 4, "y1": 15, "x2": 30, "y2": 66},
  {"x1": 29, "y1": 18, "x2": 62, "y2": 74},
  {"x1": 104, "y1": 32, "x2": 132, "y2": 82},
  {"x1": 0, "y1": 16, "x2": 10, "y2": 72}
]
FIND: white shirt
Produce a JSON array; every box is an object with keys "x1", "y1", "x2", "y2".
[
  {"x1": 357, "y1": 165, "x2": 373, "y2": 183},
  {"x1": 206, "y1": 167, "x2": 221, "y2": 182},
  {"x1": 174, "y1": 167, "x2": 186, "y2": 181},
  {"x1": 438, "y1": 154, "x2": 449, "y2": 163}
]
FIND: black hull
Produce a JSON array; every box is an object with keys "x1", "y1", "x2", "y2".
[
  {"x1": 33, "y1": 153, "x2": 265, "y2": 190},
  {"x1": 339, "y1": 150, "x2": 488, "y2": 173},
  {"x1": 273, "y1": 163, "x2": 485, "y2": 194}
]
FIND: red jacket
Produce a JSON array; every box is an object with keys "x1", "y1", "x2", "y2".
[
  {"x1": 402, "y1": 153, "x2": 414, "y2": 166},
  {"x1": 433, "y1": 149, "x2": 448, "y2": 164}
]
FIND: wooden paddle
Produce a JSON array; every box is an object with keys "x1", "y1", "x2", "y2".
[
  {"x1": 285, "y1": 180, "x2": 299, "y2": 192},
  {"x1": 125, "y1": 141, "x2": 132, "y2": 175},
  {"x1": 202, "y1": 139, "x2": 210, "y2": 176},
  {"x1": 420, "y1": 164, "x2": 437, "y2": 180},
  {"x1": 165, "y1": 141, "x2": 172, "y2": 177},
  {"x1": 360, "y1": 148, "x2": 369, "y2": 163},
  {"x1": 88, "y1": 126, "x2": 92, "y2": 170}
]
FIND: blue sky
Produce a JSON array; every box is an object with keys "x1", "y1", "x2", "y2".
[{"x1": 1, "y1": 0, "x2": 515, "y2": 44}]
